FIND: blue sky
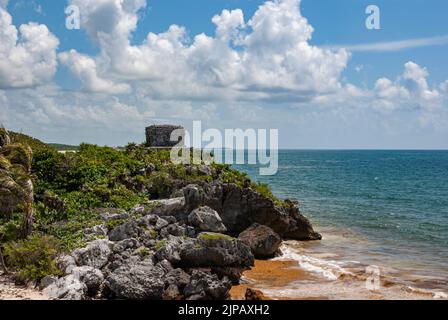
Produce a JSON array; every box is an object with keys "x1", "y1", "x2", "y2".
[{"x1": 1, "y1": 0, "x2": 447, "y2": 148}]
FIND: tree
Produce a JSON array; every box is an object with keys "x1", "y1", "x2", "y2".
[{"x1": 0, "y1": 128, "x2": 34, "y2": 238}]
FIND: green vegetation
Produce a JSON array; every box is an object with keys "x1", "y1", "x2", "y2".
[
  {"x1": 9, "y1": 131, "x2": 55, "y2": 153},
  {"x1": 4, "y1": 234, "x2": 61, "y2": 282},
  {"x1": 48, "y1": 143, "x2": 80, "y2": 151},
  {"x1": 198, "y1": 233, "x2": 235, "y2": 242},
  {"x1": 155, "y1": 239, "x2": 167, "y2": 251}
]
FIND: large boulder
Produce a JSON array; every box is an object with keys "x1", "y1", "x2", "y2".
[
  {"x1": 187, "y1": 206, "x2": 227, "y2": 233},
  {"x1": 71, "y1": 266, "x2": 104, "y2": 296},
  {"x1": 43, "y1": 274, "x2": 87, "y2": 300},
  {"x1": 72, "y1": 239, "x2": 112, "y2": 269},
  {"x1": 105, "y1": 260, "x2": 165, "y2": 300},
  {"x1": 183, "y1": 270, "x2": 232, "y2": 300},
  {"x1": 108, "y1": 220, "x2": 139, "y2": 241},
  {"x1": 179, "y1": 232, "x2": 254, "y2": 269},
  {"x1": 146, "y1": 197, "x2": 185, "y2": 218},
  {"x1": 238, "y1": 223, "x2": 282, "y2": 258}
]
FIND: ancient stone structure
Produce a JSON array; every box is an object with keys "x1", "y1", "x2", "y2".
[{"x1": 145, "y1": 125, "x2": 184, "y2": 147}]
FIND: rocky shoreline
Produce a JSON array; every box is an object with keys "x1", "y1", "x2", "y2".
[{"x1": 36, "y1": 182, "x2": 320, "y2": 300}]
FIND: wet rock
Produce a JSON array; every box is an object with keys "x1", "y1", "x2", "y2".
[
  {"x1": 72, "y1": 239, "x2": 112, "y2": 269},
  {"x1": 238, "y1": 223, "x2": 282, "y2": 258},
  {"x1": 43, "y1": 274, "x2": 87, "y2": 300},
  {"x1": 188, "y1": 206, "x2": 227, "y2": 233},
  {"x1": 245, "y1": 288, "x2": 268, "y2": 300}
]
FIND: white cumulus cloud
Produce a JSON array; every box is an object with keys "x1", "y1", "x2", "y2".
[{"x1": 0, "y1": 7, "x2": 59, "y2": 89}]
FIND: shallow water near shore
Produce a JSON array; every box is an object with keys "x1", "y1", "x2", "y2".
[{"x1": 234, "y1": 150, "x2": 448, "y2": 299}]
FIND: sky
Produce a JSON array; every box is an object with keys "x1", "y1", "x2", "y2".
[{"x1": 0, "y1": 0, "x2": 447, "y2": 149}]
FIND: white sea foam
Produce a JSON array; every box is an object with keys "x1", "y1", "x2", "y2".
[{"x1": 273, "y1": 245, "x2": 353, "y2": 281}]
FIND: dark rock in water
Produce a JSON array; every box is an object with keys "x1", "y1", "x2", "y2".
[
  {"x1": 184, "y1": 270, "x2": 231, "y2": 300},
  {"x1": 179, "y1": 232, "x2": 254, "y2": 269},
  {"x1": 245, "y1": 288, "x2": 268, "y2": 300},
  {"x1": 105, "y1": 260, "x2": 165, "y2": 300},
  {"x1": 238, "y1": 223, "x2": 282, "y2": 259},
  {"x1": 188, "y1": 206, "x2": 227, "y2": 233}
]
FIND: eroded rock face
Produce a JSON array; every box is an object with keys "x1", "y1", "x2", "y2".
[
  {"x1": 72, "y1": 266, "x2": 104, "y2": 296},
  {"x1": 179, "y1": 233, "x2": 254, "y2": 269},
  {"x1": 43, "y1": 274, "x2": 87, "y2": 300},
  {"x1": 108, "y1": 220, "x2": 139, "y2": 242},
  {"x1": 72, "y1": 239, "x2": 112, "y2": 269},
  {"x1": 238, "y1": 223, "x2": 282, "y2": 259},
  {"x1": 43, "y1": 174, "x2": 321, "y2": 300},
  {"x1": 188, "y1": 206, "x2": 227, "y2": 233},
  {"x1": 183, "y1": 270, "x2": 232, "y2": 300},
  {"x1": 183, "y1": 183, "x2": 321, "y2": 240},
  {"x1": 105, "y1": 261, "x2": 165, "y2": 300}
]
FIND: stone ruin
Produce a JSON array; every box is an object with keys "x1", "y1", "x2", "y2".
[{"x1": 145, "y1": 125, "x2": 184, "y2": 147}]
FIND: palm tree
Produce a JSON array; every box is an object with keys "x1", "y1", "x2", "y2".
[{"x1": 0, "y1": 128, "x2": 34, "y2": 238}]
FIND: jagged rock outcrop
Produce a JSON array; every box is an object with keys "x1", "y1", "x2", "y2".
[
  {"x1": 183, "y1": 183, "x2": 322, "y2": 240},
  {"x1": 40, "y1": 176, "x2": 320, "y2": 300},
  {"x1": 188, "y1": 206, "x2": 227, "y2": 233},
  {"x1": 238, "y1": 223, "x2": 282, "y2": 258}
]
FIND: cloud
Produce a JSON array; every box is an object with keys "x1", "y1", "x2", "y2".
[
  {"x1": 0, "y1": 7, "x2": 59, "y2": 89},
  {"x1": 1, "y1": 0, "x2": 448, "y2": 148},
  {"x1": 59, "y1": 50, "x2": 131, "y2": 94},
  {"x1": 61, "y1": 0, "x2": 349, "y2": 100},
  {"x1": 333, "y1": 35, "x2": 448, "y2": 52}
]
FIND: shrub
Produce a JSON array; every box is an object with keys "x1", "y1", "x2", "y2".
[{"x1": 4, "y1": 234, "x2": 61, "y2": 282}]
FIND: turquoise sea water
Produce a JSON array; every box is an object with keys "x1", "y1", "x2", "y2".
[{"x1": 234, "y1": 150, "x2": 448, "y2": 291}]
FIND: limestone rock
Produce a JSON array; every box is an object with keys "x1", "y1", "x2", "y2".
[
  {"x1": 179, "y1": 232, "x2": 254, "y2": 269},
  {"x1": 188, "y1": 206, "x2": 227, "y2": 233},
  {"x1": 105, "y1": 261, "x2": 165, "y2": 300},
  {"x1": 43, "y1": 275, "x2": 87, "y2": 300},
  {"x1": 238, "y1": 223, "x2": 282, "y2": 258},
  {"x1": 72, "y1": 239, "x2": 112, "y2": 269},
  {"x1": 108, "y1": 220, "x2": 139, "y2": 242}
]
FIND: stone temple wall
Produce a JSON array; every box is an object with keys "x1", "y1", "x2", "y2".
[{"x1": 145, "y1": 125, "x2": 184, "y2": 147}]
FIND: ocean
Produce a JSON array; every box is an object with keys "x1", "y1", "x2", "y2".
[{"x1": 234, "y1": 150, "x2": 448, "y2": 299}]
